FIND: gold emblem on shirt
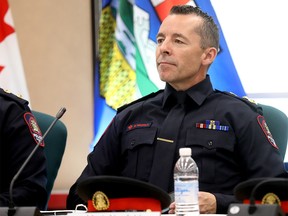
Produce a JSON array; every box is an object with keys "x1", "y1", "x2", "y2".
[{"x1": 92, "y1": 191, "x2": 110, "y2": 211}]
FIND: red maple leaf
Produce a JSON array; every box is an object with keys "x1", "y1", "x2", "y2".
[
  {"x1": 0, "y1": 0, "x2": 15, "y2": 43},
  {"x1": 0, "y1": 65, "x2": 4, "y2": 73}
]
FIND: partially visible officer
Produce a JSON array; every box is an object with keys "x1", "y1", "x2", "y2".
[
  {"x1": 67, "y1": 5, "x2": 288, "y2": 214},
  {"x1": 0, "y1": 88, "x2": 47, "y2": 210}
]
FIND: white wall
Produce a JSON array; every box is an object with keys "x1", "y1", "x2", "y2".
[
  {"x1": 212, "y1": 0, "x2": 288, "y2": 161},
  {"x1": 9, "y1": 0, "x2": 94, "y2": 192}
]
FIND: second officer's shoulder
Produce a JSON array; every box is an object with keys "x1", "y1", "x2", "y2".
[
  {"x1": 215, "y1": 89, "x2": 262, "y2": 114},
  {"x1": 117, "y1": 90, "x2": 163, "y2": 114},
  {"x1": 0, "y1": 88, "x2": 29, "y2": 109}
]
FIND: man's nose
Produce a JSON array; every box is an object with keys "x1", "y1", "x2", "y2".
[{"x1": 159, "y1": 40, "x2": 171, "y2": 55}]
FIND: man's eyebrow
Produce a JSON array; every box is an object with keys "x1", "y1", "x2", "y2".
[
  {"x1": 156, "y1": 32, "x2": 187, "y2": 39},
  {"x1": 156, "y1": 32, "x2": 164, "y2": 38},
  {"x1": 173, "y1": 33, "x2": 188, "y2": 40}
]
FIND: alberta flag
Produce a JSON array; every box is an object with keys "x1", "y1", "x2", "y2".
[
  {"x1": 0, "y1": 0, "x2": 30, "y2": 101},
  {"x1": 92, "y1": 0, "x2": 245, "y2": 147}
]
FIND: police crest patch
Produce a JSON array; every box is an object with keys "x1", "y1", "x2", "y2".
[
  {"x1": 257, "y1": 115, "x2": 278, "y2": 149},
  {"x1": 24, "y1": 112, "x2": 44, "y2": 147}
]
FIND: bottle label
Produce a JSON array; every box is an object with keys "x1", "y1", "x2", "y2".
[{"x1": 174, "y1": 180, "x2": 199, "y2": 203}]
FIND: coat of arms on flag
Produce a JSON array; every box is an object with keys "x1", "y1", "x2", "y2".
[{"x1": 92, "y1": 0, "x2": 245, "y2": 147}]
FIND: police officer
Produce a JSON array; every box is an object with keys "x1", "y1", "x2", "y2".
[
  {"x1": 0, "y1": 88, "x2": 47, "y2": 210},
  {"x1": 67, "y1": 5, "x2": 288, "y2": 214}
]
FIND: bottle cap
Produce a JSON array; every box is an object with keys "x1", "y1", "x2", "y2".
[{"x1": 179, "y1": 148, "x2": 192, "y2": 156}]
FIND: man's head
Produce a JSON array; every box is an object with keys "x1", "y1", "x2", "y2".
[
  {"x1": 169, "y1": 5, "x2": 219, "y2": 51},
  {"x1": 156, "y1": 5, "x2": 219, "y2": 91}
]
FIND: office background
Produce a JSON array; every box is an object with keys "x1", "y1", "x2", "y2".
[
  {"x1": 8, "y1": 0, "x2": 288, "y2": 196},
  {"x1": 8, "y1": 0, "x2": 94, "y2": 192}
]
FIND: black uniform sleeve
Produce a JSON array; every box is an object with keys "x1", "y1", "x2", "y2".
[
  {"x1": 214, "y1": 93, "x2": 288, "y2": 213},
  {"x1": 0, "y1": 90, "x2": 47, "y2": 210},
  {"x1": 214, "y1": 193, "x2": 240, "y2": 214},
  {"x1": 66, "y1": 117, "x2": 120, "y2": 209}
]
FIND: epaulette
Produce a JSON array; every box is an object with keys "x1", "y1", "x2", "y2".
[
  {"x1": 117, "y1": 90, "x2": 164, "y2": 114},
  {"x1": 215, "y1": 90, "x2": 263, "y2": 115},
  {"x1": 0, "y1": 88, "x2": 28, "y2": 108}
]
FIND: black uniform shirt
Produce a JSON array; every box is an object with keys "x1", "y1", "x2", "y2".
[
  {"x1": 0, "y1": 88, "x2": 47, "y2": 210},
  {"x1": 67, "y1": 76, "x2": 288, "y2": 213}
]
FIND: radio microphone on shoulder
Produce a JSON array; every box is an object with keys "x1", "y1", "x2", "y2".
[{"x1": 0, "y1": 107, "x2": 66, "y2": 216}]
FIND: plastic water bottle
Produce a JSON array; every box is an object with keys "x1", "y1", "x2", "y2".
[{"x1": 174, "y1": 147, "x2": 199, "y2": 216}]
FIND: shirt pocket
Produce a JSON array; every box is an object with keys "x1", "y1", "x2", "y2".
[
  {"x1": 186, "y1": 128, "x2": 235, "y2": 184},
  {"x1": 121, "y1": 127, "x2": 157, "y2": 180}
]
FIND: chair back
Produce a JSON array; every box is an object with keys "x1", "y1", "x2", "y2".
[
  {"x1": 260, "y1": 104, "x2": 288, "y2": 159},
  {"x1": 32, "y1": 110, "x2": 67, "y2": 209}
]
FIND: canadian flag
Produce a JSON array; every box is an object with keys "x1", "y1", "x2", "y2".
[{"x1": 0, "y1": 0, "x2": 30, "y2": 101}]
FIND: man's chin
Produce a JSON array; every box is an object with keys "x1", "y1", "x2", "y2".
[{"x1": 158, "y1": 72, "x2": 171, "y2": 82}]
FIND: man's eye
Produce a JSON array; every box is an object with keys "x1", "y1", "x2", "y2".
[
  {"x1": 175, "y1": 39, "x2": 184, "y2": 44},
  {"x1": 157, "y1": 38, "x2": 164, "y2": 44}
]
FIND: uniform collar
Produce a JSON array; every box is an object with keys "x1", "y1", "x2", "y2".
[{"x1": 162, "y1": 75, "x2": 214, "y2": 109}]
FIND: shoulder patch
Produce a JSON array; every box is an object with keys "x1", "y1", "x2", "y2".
[
  {"x1": 24, "y1": 112, "x2": 45, "y2": 147},
  {"x1": 117, "y1": 90, "x2": 164, "y2": 114},
  {"x1": 257, "y1": 115, "x2": 278, "y2": 149},
  {"x1": 215, "y1": 90, "x2": 262, "y2": 114}
]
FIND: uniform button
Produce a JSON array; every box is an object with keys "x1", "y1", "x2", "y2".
[{"x1": 208, "y1": 141, "x2": 213, "y2": 146}]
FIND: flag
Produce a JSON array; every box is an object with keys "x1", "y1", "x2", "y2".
[
  {"x1": 0, "y1": 0, "x2": 30, "y2": 101},
  {"x1": 92, "y1": 0, "x2": 245, "y2": 148}
]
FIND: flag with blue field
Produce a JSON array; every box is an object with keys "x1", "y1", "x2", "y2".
[{"x1": 92, "y1": 0, "x2": 245, "y2": 149}]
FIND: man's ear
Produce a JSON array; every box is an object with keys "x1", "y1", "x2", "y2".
[{"x1": 201, "y1": 47, "x2": 217, "y2": 65}]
